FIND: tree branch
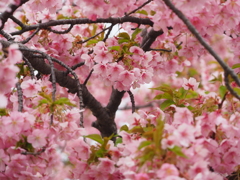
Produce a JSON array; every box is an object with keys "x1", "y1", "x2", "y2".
[
  {"x1": 10, "y1": 16, "x2": 153, "y2": 36},
  {"x1": 0, "y1": 0, "x2": 29, "y2": 30},
  {"x1": 162, "y1": 0, "x2": 240, "y2": 99}
]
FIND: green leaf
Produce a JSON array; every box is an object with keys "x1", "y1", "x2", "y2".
[
  {"x1": 154, "y1": 93, "x2": 173, "y2": 100},
  {"x1": 178, "y1": 87, "x2": 188, "y2": 99},
  {"x1": 169, "y1": 146, "x2": 187, "y2": 158},
  {"x1": 108, "y1": 46, "x2": 120, "y2": 51},
  {"x1": 0, "y1": 108, "x2": 8, "y2": 116},
  {"x1": 120, "y1": 124, "x2": 129, "y2": 132},
  {"x1": 136, "y1": 10, "x2": 148, "y2": 15},
  {"x1": 129, "y1": 126, "x2": 144, "y2": 134},
  {"x1": 38, "y1": 99, "x2": 50, "y2": 106},
  {"x1": 160, "y1": 99, "x2": 175, "y2": 110},
  {"x1": 233, "y1": 87, "x2": 240, "y2": 95},
  {"x1": 232, "y1": 63, "x2": 240, "y2": 69},
  {"x1": 118, "y1": 32, "x2": 130, "y2": 40},
  {"x1": 53, "y1": 97, "x2": 76, "y2": 107},
  {"x1": 138, "y1": 141, "x2": 152, "y2": 150},
  {"x1": 39, "y1": 92, "x2": 52, "y2": 102},
  {"x1": 118, "y1": 39, "x2": 130, "y2": 44},
  {"x1": 151, "y1": 84, "x2": 173, "y2": 95},
  {"x1": 153, "y1": 94, "x2": 163, "y2": 100},
  {"x1": 84, "y1": 134, "x2": 104, "y2": 144},
  {"x1": 131, "y1": 28, "x2": 142, "y2": 40},
  {"x1": 115, "y1": 137, "x2": 122, "y2": 145},
  {"x1": 219, "y1": 85, "x2": 227, "y2": 98},
  {"x1": 86, "y1": 39, "x2": 99, "y2": 45},
  {"x1": 95, "y1": 148, "x2": 107, "y2": 157}
]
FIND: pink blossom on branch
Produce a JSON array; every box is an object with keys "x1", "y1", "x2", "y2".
[
  {"x1": 27, "y1": 129, "x2": 48, "y2": 148},
  {"x1": 182, "y1": 77, "x2": 200, "y2": 91}
]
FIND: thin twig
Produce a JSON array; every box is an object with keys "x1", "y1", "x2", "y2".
[
  {"x1": 103, "y1": 24, "x2": 114, "y2": 42},
  {"x1": 16, "y1": 82, "x2": 23, "y2": 112},
  {"x1": 46, "y1": 24, "x2": 74, "y2": 34},
  {"x1": 69, "y1": 62, "x2": 85, "y2": 71},
  {"x1": 83, "y1": 69, "x2": 94, "y2": 85},
  {"x1": 119, "y1": 102, "x2": 155, "y2": 110},
  {"x1": 77, "y1": 26, "x2": 111, "y2": 44},
  {"x1": 224, "y1": 71, "x2": 240, "y2": 100},
  {"x1": 19, "y1": 27, "x2": 40, "y2": 44},
  {"x1": 0, "y1": 30, "x2": 15, "y2": 41},
  {"x1": 23, "y1": 56, "x2": 35, "y2": 79},
  {"x1": 20, "y1": 48, "x2": 57, "y2": 125},
  {"x1": 21, "y1": 147, "x2": 46, "y2": 155},
  {"x1": 50, "y1": 57, "x2": 84, "y2": 127},
  {"x1": 127, "y1": 90, "x2": 135, "y2": 113},
  {"x1": 162, "y1": 0, "x2": 240, "y2": 98},
  {"x1": 125, "y1": 0, "x2": 153, "y2": 16},
  {"x1": 218, "y1": 92, "x2": 228, "y2": 109},
  {"x1": 150, "y1": 48, "x2": 172, "y2": 52},
  {"x1": 10, "y1": 15, "x2": 26, "y2": 29},
  {"x1": 0, "y1": 0, "x2": 29, "y2": 30}
]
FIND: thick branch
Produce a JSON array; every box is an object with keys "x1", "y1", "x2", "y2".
[
  {"x1": 10, "y1": 16, "x2": 153, "y2": 36},
  {"x1": 0, "y1": 40, "x2": 124, "y2": 139},
  {"x1": 141, "y1": 28, "x2": 164, "y2": 51}
]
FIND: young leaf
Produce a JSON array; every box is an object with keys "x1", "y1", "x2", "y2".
[
  {"x1": 84, "y1": 134, "x2": 104, "y2": 144},
  {"x1": 160, "y1": 99, "x2": 175, "y2": 110},
  {"x1": 131, "y1": 28, "x2": 142, "y2": 40},
  {"x1": 169, "y1": 146, "x2": 187, "y2": 158},
  {"x1": 120, "y1": 124, "x2": 129, "y2": 132},
  {"x1": 232, "y1": 63, "x2": 240, "y2": 69},
  {"x1": 53, "y1": 97, "x2": 76, "y2": 107},
  {"x1": 233, "y1": 87, "x2": 240, "y2": 95},
  {"x1": 219, "y1": 85, "x2": 227, "y2": 98},
  {"x1": 136, "y1": 10, "x2": 148, "y2": 15},
  {"x1": 138, "y1": 141, "x2": 152, "y2": 150},
  {"x1": 115, "y1": 137, "x2": 122, "y2": 145},
  {"x1": 86, "y1": 39, "x2": 99, "y2": 45},
  {"x1": 108, "y1": 46, "x2": 120, "y2": 51},
  {"x1": 118, "y1": 32, "x2": 130, "y2": 40}
]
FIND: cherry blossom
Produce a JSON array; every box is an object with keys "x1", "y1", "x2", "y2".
[
  {"x1": 0, "y1": 0, "x2": 240, "y2": 179},
  {"x1": 27, "y1": 129, "x2": 48, "y2": 148},
  {"x1": 182, "y1": 77, "x2": 200, "y2": 91}
]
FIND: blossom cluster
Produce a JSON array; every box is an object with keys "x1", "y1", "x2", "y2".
[{"x1": 0, "y1": 0, "x2": 240, "y2": 179}]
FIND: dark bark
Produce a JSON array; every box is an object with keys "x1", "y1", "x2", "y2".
[
  {"x1": 0, "y1": 40, "x2": 125, "y2": 140},
  {"x1": 0, "y1": 0, "x2": 30, "y2": 30}
]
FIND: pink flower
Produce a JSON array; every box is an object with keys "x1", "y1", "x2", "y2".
[
  {"x1": 140, "y1": 70, "x2": 153, "y2": 84},
  {"x1": 97, "y1": 157, "x2": 115, "y2": 174},
  {"x1": 108, "y1": 63, "x2": 124, "y2": 81},
  {"x1": 173, "y1": 107, "x2": 193, "y2": 125},
  {"x1": 157, "y1": 163, "x2": 179, "y2": 178},
  {"x1": 129, "y1": 46, "x2": 144, "y2": 55},
  {"x1": 3, "y1": 112, "x2": 24, "y2": 134},
  {"x1": 0, "y1": 94, "x2": 8, "y2": 108},
  {"x1": 72, "y1": 138, "x2": 90, "y2": 160},
  {"x1": 8, "y1": 44, "x2": 22, "y2": 64},
  {"x1": 173, "y1": 123, "x2": 195, "y2": 147},
  {"x1": 182, "y1": 77, "x2": 199, "y2": 91},
  {"x1": 94, "y1": 51, "x2": 113, "y2": 64},
  {"x1": 93, "y1": 63, "x2": 108, "y2": 76},
  {"x1": 162, "y1": 135, "x2": 178, "y2": 149},
  {"x1": 135, "y1": 173, "x2": 150, "y2": 180},
  {"x1": 0, "y1": 149, "x2": 9, "y2": 171},
  {"x1": 27, "y1": 129, "x2": 47, "y2": 148},
  {"x1": 21, "y1": 79, "x2": 41, "y2": 98},
  {"x1": 93, "y1": 41, "x2": 107, "y2": 54},
  {"x1": 188, "y1": 161, "x2": 208, "y2": 178},
  {"x1": 81, "y1": 53, "x2": 94, "y2": 68},
  {"x1": 118, "y1": 70, "x2": 135, "y2": 86}
]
